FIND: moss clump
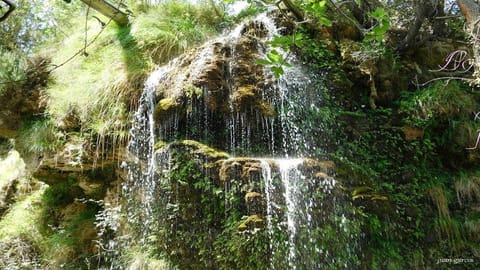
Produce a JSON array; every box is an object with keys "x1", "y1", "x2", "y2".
[
  {"x1": 0, "y1": 186, "x2": 46, "y2": 242},
  {"x1": 176, "y1": 139, "x2": 229, "y2": 160},
  {"x1": 153, "y1": 97, "x2": 178, "y2": 122},
  {"x1": 238, "y1": 214, "x2": 264, "y2": 231},
  {"x1": 154, "y1": 140, "x2": 168, "y2": 150},
  {"x1": 399, "y1": 81, "x2": 476, "y2": 128},
  {"x1": 42, "y1": 178, "x2": 83, "y2": 208}
]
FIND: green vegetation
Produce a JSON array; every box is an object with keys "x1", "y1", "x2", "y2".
[
  {"x1": 2, "y1": 0, "x2": 480, "y2": 269},
  {"x1": 131, "y1": 0, "x2": 224, "y2": 64},
  {"x1": 0, "y1": 49, "x2": 26, "y2": 95},
  {"x1": 17, "y1": 118, "x2": 65, "y2": 155}
]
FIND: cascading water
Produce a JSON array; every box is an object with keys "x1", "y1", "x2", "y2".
[
  {"x1": 99, "y1": 9, "x2": 360, "y2": 270},
  {"x1": 124, "y1": 67, "x2": 164, "y2": 240},
  {"x1": 277, "y1": 158, "x2": 304, "y2": 269}
]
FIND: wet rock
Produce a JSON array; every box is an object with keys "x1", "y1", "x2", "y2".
[{"x1": 245, "y1": 191, "x2": 264, "y2": 215}]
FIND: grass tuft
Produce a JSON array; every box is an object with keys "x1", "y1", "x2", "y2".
[
  {"x1": 428, "y1": 185, "x2": 463, "y2": 251},
  {"x1": 455, "y1": 171, "x2": 480, "y2": 206},
  {"x1": 131, "y1": 0, "x2": 223, "y2": 64}
]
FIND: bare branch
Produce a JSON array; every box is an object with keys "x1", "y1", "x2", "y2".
[{"x1": 0, "y1": 0, "x2": 15, "y2": 22}]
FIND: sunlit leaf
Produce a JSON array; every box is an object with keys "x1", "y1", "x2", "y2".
[
  {"x1": 256, "y1": 58, "x2": 272, "y2": 66},
  {"x1": 267, "y1": 50, "x2": 283, "y2": 64},
  {"x1": 271, "y1": 66, "x2": 284, "y2": 78}
]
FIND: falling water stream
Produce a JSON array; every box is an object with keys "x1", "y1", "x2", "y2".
[{"x1": 102, "y1": 10, "x2": 360, "y2": 270}]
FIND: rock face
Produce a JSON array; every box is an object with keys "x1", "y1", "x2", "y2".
[
  {"x1": 33, "y1": 138, "x2": 123, "y2": 198},
  {"x1": 121, "y1": 140, "x2": 358, "y2": 270},
  {"x1": 149, "y1": 14, "x2": 300, "y2": 155},
  {"x1": 0, "y1": 56, "x2": 49, "y2": 139}
]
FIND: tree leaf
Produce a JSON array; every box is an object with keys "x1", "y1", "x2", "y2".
[
  {"x1": 271, "y1": 66, "x2": 284, "y2": 78},
  {"x1": 256, "y1": 58, "x2": 272, "y2": 66},
  {"x1": 267, "y1": 50, "x2": 283, "y2": 63}
]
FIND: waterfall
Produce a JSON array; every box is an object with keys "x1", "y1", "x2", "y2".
[
  {"x1": 124, "y1": 67, "x2": 164, "y2": 240},
  {"x1": 99, "y1": 9, "x2": 360, "y2": 270},
  {"x1": 258, "y1": 158, "x2": 358, "y2": 269},
  {"x1": 277, "y1": 159, "x2": 304, "y2": 269}
]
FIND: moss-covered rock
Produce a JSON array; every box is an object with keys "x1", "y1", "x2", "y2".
[{"x1": 153, "y1": 97, "x2": 179, "y2": 122}]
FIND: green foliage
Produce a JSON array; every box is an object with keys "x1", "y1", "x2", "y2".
[
  {"x1": 0, "y1": 0, "x2": 57, "y2": 52},
  {"x1": 44, "y1": 19, "x2": 140, "y2": 152},
  {"x1": 256, "y1": 34, "x2": 304, "y2": 78},
  {"x1": 131, "y1": 0, "x2": 223, "y2": 64},
  {"x1": 302, "y1": 0, "x2": 332, "y2": 26},
  {"x1": 42, "y1": 177, "x2": 82, "y2": 208},
  {"x1": 399, "y1": 81, "x2": 476, "y2": 128},
  {"x1": 41, "y1": 201, "x2": 100, "y2": 269},
  {"x1": 364, "y1": 8, "x2": 390, "y2": 43},
  {"x1": 0, "y1": 187, "x2": 46, "y2": 269},
  {"x1": 256, "y1": 49, "x2": 292, "y2": 78},
  {"x1": 0, "y1": 49, "x2": 27, "y2": 94},
  {"x1": 17, "y1": 118, "x2": 65, "y2": 155},
  {"x1": 0, "y1": 186, "x2": 46, "y2": 242}
]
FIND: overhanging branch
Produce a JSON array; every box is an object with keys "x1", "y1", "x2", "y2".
[
  {"x1": 80, "y1": 0, "x2": 129, "y2": 26},
  {"x1": 0, "y1": 0, "x2": 15, "y2": 22}
]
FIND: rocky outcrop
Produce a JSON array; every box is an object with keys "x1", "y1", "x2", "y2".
[
  {"x1": 141, "y1": 140, "x2": 356, "y2": 269},
  {"x1": 0, "y1": 56, "x2": 49, "y2": 139},
  {"x1": 148, "y1": 15, "x2": 288, "y2": 153},
  {"x1": 33, "y1": 138, "x2": 123, "y2": 200}
]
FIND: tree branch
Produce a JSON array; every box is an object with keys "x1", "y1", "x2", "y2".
[{"x1": 0, "y1": 0, "x2": 15, "y2": 22}]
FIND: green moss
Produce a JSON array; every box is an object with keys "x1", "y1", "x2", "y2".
[
  {"x1": 399, "y1": 81, "x2": 475, "y2": 128},
  {"x1": 42, "y1": 177, "x2": 83, "y2": 208},
  {"x1": 154, "y1": 141, "x2": 168, "y2": 150},
  {"x1": 153, "y1": 97, "x2": 177, "y2": 122},
  {"x1": 178, "y1": 139, "x2": 229, "y2": 160},
  {"x1": 41, "y1": 203, "x2": 99, "y2": 269},
  {"x1": 0, "y1": 186, "x2": 46, "y2": 242}
]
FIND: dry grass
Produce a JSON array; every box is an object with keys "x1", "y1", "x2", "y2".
[
  {"x1": 455, "y1": 172, "x2": 480, "y2": 206},
  {"x1": 428, "y1": 185, "x2": 463, "y2": 251}
]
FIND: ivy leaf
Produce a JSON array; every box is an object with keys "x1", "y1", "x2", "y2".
[
  {"x1": 268, "y1": 35, "x2": 293, "y2": 50},
  {"x1": 370, "y1": 8, "x2": 386, "y2": 20},
  {"x1": 294, "y1": 33, "x2": 304, "y2": 47},
  {"x1": 256, "y1": 58, "x2": 272, "y2": 66},
  {"x1": 319, "y1": 16, "x2": 332, "y2": 27},
  {"x1": 267, "y1": 50, "x2": 283, "y2": 64},
  {"x1": 271, "y1": 66, "x2": 284, "y2": 78}
]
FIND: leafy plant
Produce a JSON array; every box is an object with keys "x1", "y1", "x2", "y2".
[
  {"x1": 303, "y1": 0, "x2": 332, "y2": 27},
  {"x1": 0, "y1": 49, "x2": 26, "y2": 94},
  {"x1": 256, "y1": 34, "x2": 303, "y2": 78},
  {"x1": 364, "y1": 8, "x2": 390, "y2": 43}
]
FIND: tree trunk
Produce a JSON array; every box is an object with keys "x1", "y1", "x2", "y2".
[
  {"x1": 398, "y1": 0, "x2": 446, "y2": 53},
  {"x1": 457, "y1": 0, "x2": 480, "y2": 28},
  {"x1": 80, "y1": 0, "x2": 129, "y2": 26},
  {"x1": 398, "y1": 1, "x2": 427, "y2": 52},
  {"x1": 281, "y1": 0, "x2": 304, "y2": 22}
]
